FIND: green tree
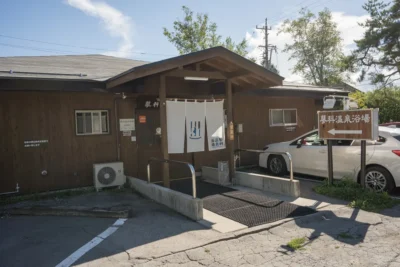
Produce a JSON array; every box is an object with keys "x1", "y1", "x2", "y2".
[
  {"x1": 351, "y1": 87, "x2": 400, "y2": 123},
  {"x1": 345, "y1": 0, "x2": 400, "y2": 86},
  {"x1": 349, "y1": 91, "x2": 368, "y2": 108},
  {"x1": 366, "y1": 87, "x2": 400, "y2": 123},
  {"x1": 163, "y1": 6, "x2": 253, "y2": 59},
  {"x1": 279, "y1": 8, "x2": 346, "y2": 86}
]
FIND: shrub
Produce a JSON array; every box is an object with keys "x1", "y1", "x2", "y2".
[{"x1": 314, "y1": 179, "x2": 400, "y2": 212}]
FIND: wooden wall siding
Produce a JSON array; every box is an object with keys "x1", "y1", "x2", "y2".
[
  {"x1": 0, "y1": 91, "x2": 139, "y2": 193},
  {"x1": 233, "y1": 95, "x2": 318, "y2": 166},
  {"x1": 117, "y1": 98, "x2": 138, "y2": 178},
  {"x1": 0, "y1": 76, "x2": 323, "y2": 193},
  {"x1": 0, "y1": 98, "x2": 15, "y2": 192}
]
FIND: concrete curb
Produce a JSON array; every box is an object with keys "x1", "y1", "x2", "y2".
[
  {"x1": 202, "y1": 166, "x2": 300, "y2": 197},
  {"x1": 141, "y1": 210, "x2": 327, "y2": 261},
  {"x1": 1, "y1": 207, "x2": 132, "y2": 218}
]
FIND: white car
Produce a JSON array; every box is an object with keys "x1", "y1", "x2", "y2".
[{"x1": 259, "y1": 127, "x2": 400, "y2": 192}]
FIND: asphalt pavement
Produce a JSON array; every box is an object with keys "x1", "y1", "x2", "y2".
[
  {"x1": 1, "y1": 177, "x2": 399, "y2": 267},
  {"x1": 0, "y1": 216, "x2": 115, "y2": 267},
  {"x1": 0, "y1": 191, "x2": 218, "y2": 267}
]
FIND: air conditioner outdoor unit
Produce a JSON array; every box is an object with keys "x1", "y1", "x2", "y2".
[{"x1": 93, "y1": 162, "x2": 125, "y2": 191}]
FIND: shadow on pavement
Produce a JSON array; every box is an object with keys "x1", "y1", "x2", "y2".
[
  {"x1": 277, "y1": 208, "x2": 371, "y2": 253},
  {"x1": 0, "y1": 191, "x2": 215, "y2": 267}
]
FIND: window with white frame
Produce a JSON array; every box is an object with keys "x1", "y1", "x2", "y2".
[
  {"x1": 269, "y1": 109, "x2": 297, "y2": 126},
  {"x1": 75, "y1": 110, "x2": 109, "y2": 135}
]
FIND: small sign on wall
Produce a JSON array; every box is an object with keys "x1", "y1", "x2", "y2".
[
  {"x1": 122, "y1": 131, "x2": 131, "y2": 136},
  {"x1": 137, "y1": 96, "x2": 160, "y2": 109},
  {"x1": 139, "y1": 115, "x2": 146, "y2": 123},
  {"x1": 120, "y1": 119, "x2": 135, "y2": 131},
  {"x1": 228, "y1": 122, "x2": 234, "y2": 141},
  {"x1": 24, "y1": 140, "x2": 48, "y2": 148}
]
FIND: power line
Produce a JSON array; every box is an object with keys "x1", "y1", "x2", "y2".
[
  {"x1": 0, "y1": 34, "x2": 110, "y2": 51},
  {"x1": 0, "y1": 42, "x2": 177, "y2": 62},
  {"x1": 254, "y1": 0, "x2": 331, "y2": 70},
  {"x1": 256, "y1": 18, "x2": 270, "y2": 68},
  {"x1": 256, "y1": 18, "x2": 278, "y2": 69},
  {"x1": 0, "y1": 34, "x2": 176, "y2": 57},
  {"x1": 0, "y1": 42, "x2": 67, "y2": 54}
]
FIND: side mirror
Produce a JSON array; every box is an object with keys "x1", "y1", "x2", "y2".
[{"x1": 296, "y1": 139, "x2": 302, "y2": 148}]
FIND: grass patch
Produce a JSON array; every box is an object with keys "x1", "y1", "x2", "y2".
[
  {"x1": 287, "y1": 237, "x2": 306, "y2": 250},
  {"x1": 337, "y1": 232, "x2": 354, "y2": 239},
  {"x1": 313, "y1": 179, "x2": 400, "y2": 212}
]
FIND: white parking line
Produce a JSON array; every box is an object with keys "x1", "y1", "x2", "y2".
[{"x1": 55, "y1": 218, "x2": 127, "y2": 267}]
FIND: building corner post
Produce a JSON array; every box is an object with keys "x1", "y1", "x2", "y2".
[
  {"x1": 225, "y1": 79, "x2": 235, "y2": 181},
  {"x1": 159, "y1": 75, "x2": 170, "y2": 187}
]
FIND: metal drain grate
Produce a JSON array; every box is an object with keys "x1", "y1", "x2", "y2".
[
  {"x1": 217, "y1": 203, "x2": 315, "y2": 227},
  {"x1": 221, "y1": 191, "x2": 280, "y2": 204},
  {"x1": 203, "y1": 192, "x2": 316, "y2": 227},
  {"x1": 170, "y1": 180, "x2": 316, "y2": 227}
]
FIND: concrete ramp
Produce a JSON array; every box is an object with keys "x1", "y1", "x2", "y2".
[{"x1": 128, "y1": 177, "x2": 203, "y2": 221}]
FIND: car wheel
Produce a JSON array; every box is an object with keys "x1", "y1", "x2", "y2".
[
  {"x1": 364, "y1": 166, "x2": 395, "y2": 192},
  {"x1": 267, "y1": 155, "x2": 287, "y2": 176}
]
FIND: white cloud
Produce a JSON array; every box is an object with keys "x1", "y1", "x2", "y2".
[
  {"x1": 246, "y1": 12, "x2": 369, "y2": 86},
  {"x1": 66, "y1": 0, "x2": 133, "y2": 58},
  {"x1": 333, "y1": 12, "x2": 369, "y2": 54}
]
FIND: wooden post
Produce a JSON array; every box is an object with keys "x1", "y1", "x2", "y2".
[
  {"x1": 225, "y1": 79, "x2": 235, "y2": 181},
  {"x1": 159, "y1": 75, "x2": 170, "y2": 187},
  {"x1": 360, "y1": 140, "x2": 366, "y2": 188},
  {"x1": 327, "y1": 140, "x2": 333, "y2": 186}
]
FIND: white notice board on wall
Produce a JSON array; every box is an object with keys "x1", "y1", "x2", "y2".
[{"x1": 120, "y1": 119, "x2": 135, "y2": 131}]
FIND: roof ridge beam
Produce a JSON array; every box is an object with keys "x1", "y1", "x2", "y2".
[{"x1": 164, "y1": 69, "x2": 226, "y2": 80}]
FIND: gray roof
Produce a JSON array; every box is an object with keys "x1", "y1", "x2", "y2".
[
  {"x1": 271, "y1": 81, "x2": 349, "y2": 93},
  {"x1": 0, "y1": 53, "x2": 349, "y2": 96},
  {"x1": 0, "y1": 54, "x2": 148, "y2": 81}
]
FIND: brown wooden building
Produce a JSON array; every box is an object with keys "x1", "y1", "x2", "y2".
[{"x1": 0, "y1": 47, "x2": 348, "y2": 194}]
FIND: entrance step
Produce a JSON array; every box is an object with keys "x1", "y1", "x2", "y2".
[{"x1": 198, "y1": 209, "x2": 248, "y2": 233}]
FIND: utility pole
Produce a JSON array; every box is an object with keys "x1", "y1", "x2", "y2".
[{"x1": 256, "y1": 18, "x2": 277, "y2": 69}]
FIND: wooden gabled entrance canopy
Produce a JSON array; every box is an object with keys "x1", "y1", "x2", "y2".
[
  {"x1": 107, "y1": 46, "x2": 283, "y2": 188},
  {"x1": 107, "y1": 46, "x2": 283, "y2": 90}
]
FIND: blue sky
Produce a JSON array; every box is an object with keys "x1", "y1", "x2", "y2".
[{"x1": 0, "y1": 0, "x2": 376, "y2": 89}]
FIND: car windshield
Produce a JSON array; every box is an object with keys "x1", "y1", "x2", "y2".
[{"x1": 302, "y1": 132, "x2": 324, "y2": 145}]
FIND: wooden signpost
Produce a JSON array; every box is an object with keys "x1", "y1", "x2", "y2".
[
  {"x1": 318, "y1": 109, "x2": 379, "y2": 140},
  {"x1": 318, "y1": 109, "x2": 379, "y2": 187}
]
